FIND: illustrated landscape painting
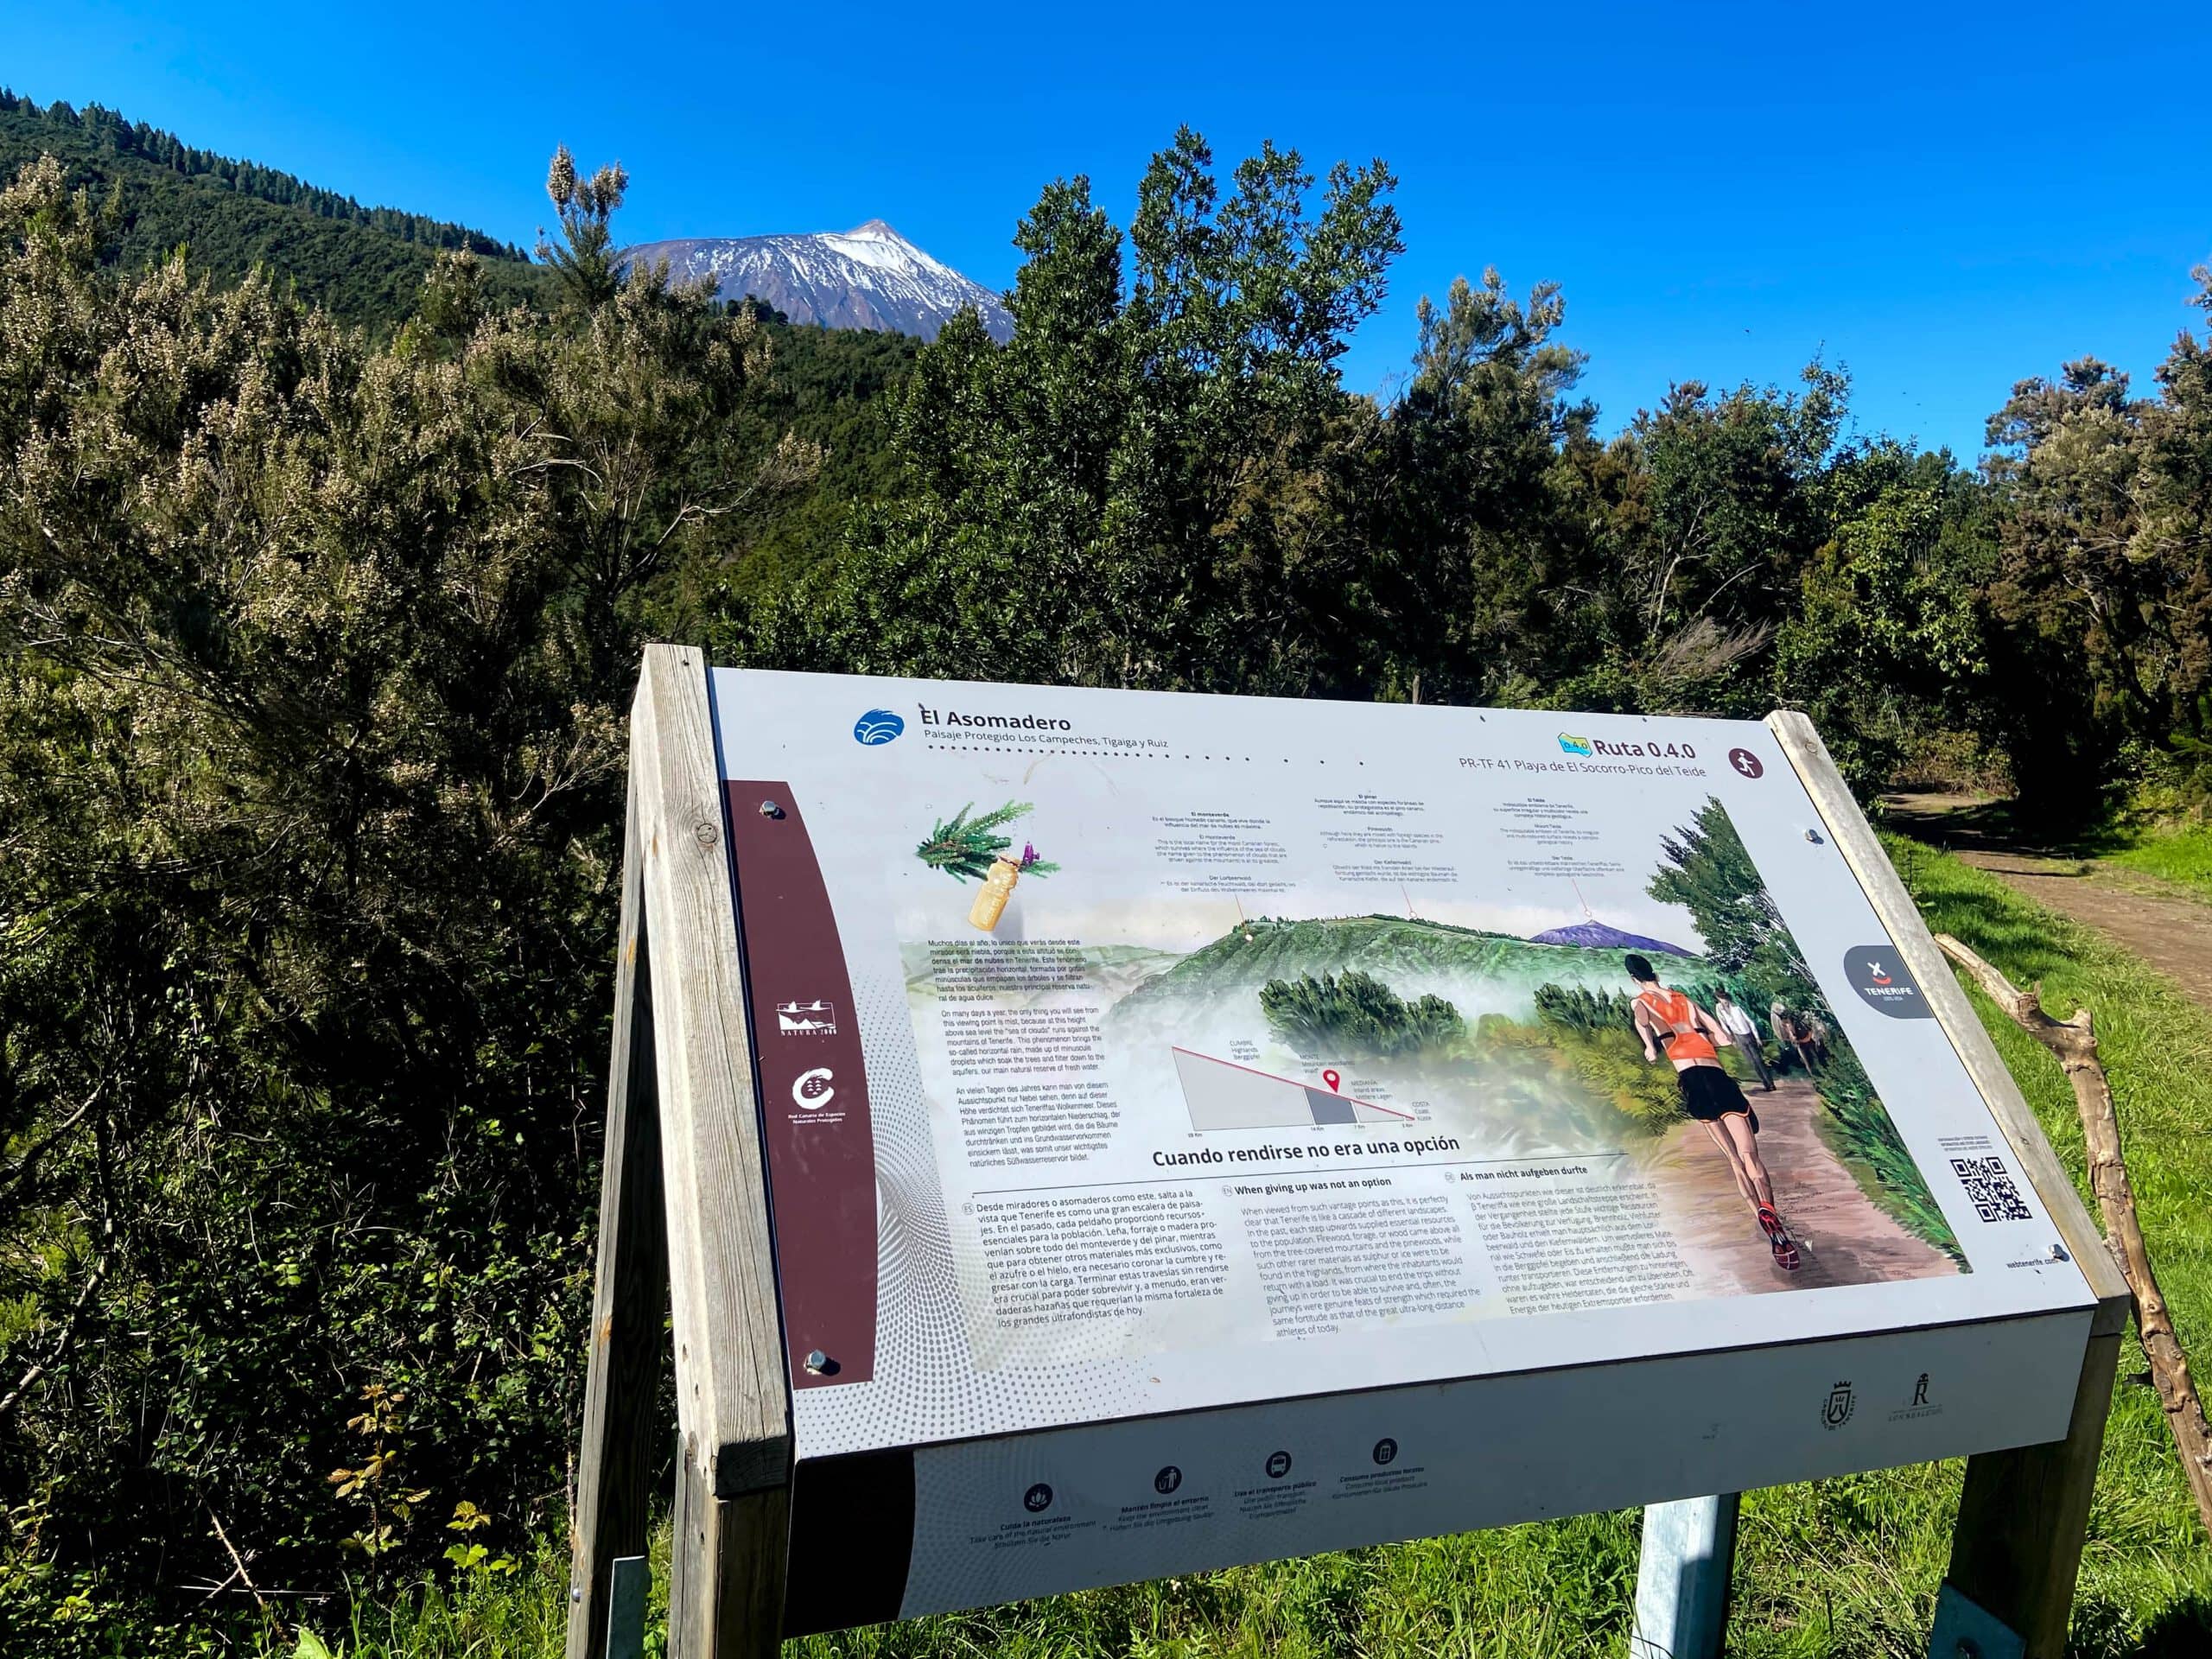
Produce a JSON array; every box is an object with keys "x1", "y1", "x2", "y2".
[{"x1": 1101, "y1": 795, "x2": 1962, "y2": 1299}]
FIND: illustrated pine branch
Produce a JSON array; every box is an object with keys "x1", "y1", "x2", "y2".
[{"x1": 914, "y1": 801, "x2": 1055, "y2": 883}]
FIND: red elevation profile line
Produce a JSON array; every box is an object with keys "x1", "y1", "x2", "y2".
[{"x1": 1170, "y1": 1046, "x2": 1417, "y2": 1122}]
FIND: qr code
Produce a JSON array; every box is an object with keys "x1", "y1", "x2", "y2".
[{"x1": 1952, "y1": 1155, "x2": 2033, "y2": 1222}]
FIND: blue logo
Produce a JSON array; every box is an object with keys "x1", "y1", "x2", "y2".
[
  {"x1": 1557, "y1": 732, "x2": 1593, "y2": 756},
  {"x1": 854, "y1": 709, "x2": 905, "y2": 746}
]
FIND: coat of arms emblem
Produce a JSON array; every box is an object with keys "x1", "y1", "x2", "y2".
[{"x1": 1822, "y1": 1381, "x2": 1856, "y2": 1429}]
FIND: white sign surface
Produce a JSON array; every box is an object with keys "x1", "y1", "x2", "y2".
[{"x1": 708, "y1": 671, "x2": 2093, "y2": 1478}]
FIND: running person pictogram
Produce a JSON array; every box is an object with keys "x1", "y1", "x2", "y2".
[{"x1": 1625, "y1": 953, "x2": 1800, "y2": 1271}]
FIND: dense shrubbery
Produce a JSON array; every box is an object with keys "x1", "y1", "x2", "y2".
[
  {"x1": 0, "y1": 153, "x2": 815, "y2": 1650},
  {"x1": 1531, "y1": 983, "x2": 1639, "y2": 1036}
]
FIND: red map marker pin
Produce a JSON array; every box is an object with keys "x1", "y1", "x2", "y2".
[{"x1": 1322, "y1": 1069, "x2": 1341, "y2": 1092}]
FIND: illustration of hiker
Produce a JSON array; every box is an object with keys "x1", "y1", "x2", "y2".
[
  {"x1": 1770, "y1": 998, "x2": 1815, "y2": 1073},
  {"x1": 1713, "y1": 990, "x2": 1774, "y2": 1091},
  {"x1": 1802, "y1": 1010, "x2": 1833, "y2": 1068},
  {"x1": 1631, "y1": 956, "x2": 1799, "y2": 1271}
]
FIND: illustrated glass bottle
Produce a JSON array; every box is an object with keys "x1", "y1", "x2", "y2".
[{"x1": 968, "y1": 857, "x2": 1021, "y2": 931}]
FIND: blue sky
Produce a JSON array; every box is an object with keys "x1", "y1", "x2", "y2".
[{"x1": 5, "y1": 2, "x2": 2207, "y2": 460}]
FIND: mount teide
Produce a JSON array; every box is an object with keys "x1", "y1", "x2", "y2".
[{"x1": 623, "y1": 220, "x2": 1013, "y2": 343}]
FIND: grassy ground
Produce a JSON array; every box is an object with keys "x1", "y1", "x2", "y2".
[
  {"x1": 2107, "y1": 819, "x2": 2212, "y2": 902},
  {"x1": 270, "y1": 837, "x2": 2212, "y2": 1658}
]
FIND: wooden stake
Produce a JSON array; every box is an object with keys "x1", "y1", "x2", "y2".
[
  {"x1": 569, "y1": 645, "x2": 791, "y2": 1659},
  {"x1": 1934, "y1": 931, "x2": 2212, "y2": 1541},
  {"x1": 1944, "y1": 1330, "x2": 2122, "y2": 1659},
  {"x1": 567, "y1": 788, "x2": 673, "y2": 1659}
]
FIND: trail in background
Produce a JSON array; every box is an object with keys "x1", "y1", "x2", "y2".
[{"x1": 1883, "y1": 791, "x2": 2212, "y2": 1018}]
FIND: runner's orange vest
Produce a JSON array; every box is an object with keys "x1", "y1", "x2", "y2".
[{"x1": 1636, "y1": 988, "x2": 1718, "y2": 1061}]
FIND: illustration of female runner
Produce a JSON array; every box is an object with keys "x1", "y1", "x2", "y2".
[{"x1": 1626, "y1": 954, "x2": 1800, "y2": 1271}]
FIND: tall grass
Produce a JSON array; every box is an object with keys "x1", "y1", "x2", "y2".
[
  {"x1": 261, "y1": 1542, "x2": 584, "y2": 1659},
  {"x1": 1478, "y1": 1012, "x2": 1683, "y2": 1129}
]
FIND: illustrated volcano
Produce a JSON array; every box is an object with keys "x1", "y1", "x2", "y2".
[{"x1": 1526, "y1": 919, "x2": 1693, "y2": 955}]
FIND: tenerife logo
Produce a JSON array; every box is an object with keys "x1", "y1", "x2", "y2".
[
  {"x1": 1844, "y1": 945, "x2": 1934, "y2": 1020},
  {"x1": 1557, "y1": 733, "x2": 1594, "y2": 757},
  {"x1": 853, "y1": 709, "x2": 905, "y2": 746}
]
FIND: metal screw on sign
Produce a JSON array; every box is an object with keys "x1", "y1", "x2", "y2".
[
  {"x1": 1804, "y1": 828, "x2": 1825, "y2": 844},
  {"x1": 759, "y1": 799, "x2": 785, "y2": 820},
  {"x1": 804, "y1": 1349, "x2": 830, "y2": 1374}
]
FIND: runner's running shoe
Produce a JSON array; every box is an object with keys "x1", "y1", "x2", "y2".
[{"x1": 1758, "y1": 1205, "x2": 1802, "y2": 1271}]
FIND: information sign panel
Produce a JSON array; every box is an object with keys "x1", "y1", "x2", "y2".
[{"x1": 703, "y1": 670, "x2": 2096, "y2": 1629}]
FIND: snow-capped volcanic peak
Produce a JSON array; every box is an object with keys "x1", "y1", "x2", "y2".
[
  {"x1": 622, "y1": 221, "x2": 1011, "y2": 344},
  {"x1": 818, "y1": 219, "x2": 950, "y2": 276}
]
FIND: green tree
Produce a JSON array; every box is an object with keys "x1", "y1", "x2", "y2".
[
  {"x1": 1772, "y1": 477, "x2": 1987, "y2": 786},
  {"x1": 1355, "y1": 267, "x2": 1596, "y2": 705},
  {"x1": 1982, "y1": 275, "x2": 2212, "y2": 814},
  {"x1": 536, "y1": 143, "x2": 628, "y2": 309},
  {"x1": 1645, "y1": 797, "x2": 1815, "y2": 1011},
  {"x1": 734, "y1": 130, "x2": 1402, "y2": 695},
  {"x1": 1631, "y1": 366, "x2": 1846, "y2": 656}
]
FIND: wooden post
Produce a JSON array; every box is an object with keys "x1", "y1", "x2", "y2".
[
  {"x1": 569, "y1": 645, "x2": 793, "y2": 1659},
  {"x1": 567, "y1": 787, "x2": 671, "y2": 1659},
  {"x1": 1941, "y1": 1329, "x2": 2123, "y2": 1658},
  {"x1": 1765, "y1": 711, "x2": 2133, "y2": 1659},
  {"x1": 1630, "y1": 1493, "x2": 1738, "y2": 1659}
]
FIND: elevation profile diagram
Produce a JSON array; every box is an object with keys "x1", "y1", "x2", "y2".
[{"x1": 1171, "y1": 1047, "x2": 1413, "y2": 1133}]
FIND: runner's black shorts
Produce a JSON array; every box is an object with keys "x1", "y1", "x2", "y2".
[{"x1": 1678, "y1": 1064, "x2": 1757, "y2": 1128}]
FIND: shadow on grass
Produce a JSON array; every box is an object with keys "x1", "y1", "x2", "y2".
[
  {"x1": 2074, "y1": 1590, "x2": 2212, "y2": 1657},
  {"x1": 2133, "y1": 1596, "x2": 2212, "y2": 1656},
  {"x1": 1883, "y1": 835, "x2": 2092, "y2": 987},
  {"x1": 1877, "y1": 794, "x2": 2136, "y2": 861}
]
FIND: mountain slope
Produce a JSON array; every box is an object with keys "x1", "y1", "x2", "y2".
[
  {"x1": 626, "y1": 220, "x2": 1013, "y2": 343},
  {"x1": 0, "y1": 92, "x2": 551, "y2": 325},
  {"x1": 1526, "y1": 919, "x2": 1692, "y2": 955}
]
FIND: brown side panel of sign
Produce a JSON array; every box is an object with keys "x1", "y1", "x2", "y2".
[{"x1": 724, "y1": 780, "x2": 877, "y2": 1389}]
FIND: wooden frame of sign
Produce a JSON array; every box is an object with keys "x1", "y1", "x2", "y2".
[{"x1": 565, "y1": 645, "x2": 2132, "y2": 1659}]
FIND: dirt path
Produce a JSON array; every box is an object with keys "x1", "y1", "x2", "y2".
[
  {"x1": 1884, "y1": 791, "x2": 2212, "y2": 1018},
  {"x1": 1643, "y1": 1075, "x2": 1957, "y2": 1294}
]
